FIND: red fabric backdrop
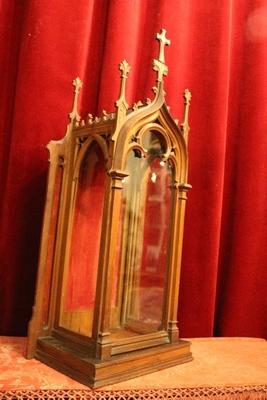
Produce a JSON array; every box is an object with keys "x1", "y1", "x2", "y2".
[{"x1": 0, "y1": 0, "x2": 267, "y2": 338}]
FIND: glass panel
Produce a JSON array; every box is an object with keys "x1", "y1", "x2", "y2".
[
  {"x1": 127, "y1": 156, "x2": 172, "y2": 330},
  {"x1": 59, "y1": 142, "x2": 106, "y2": 337},
  {"x1": 111, "y1": 131, "x2": 174, "y2": 334}
]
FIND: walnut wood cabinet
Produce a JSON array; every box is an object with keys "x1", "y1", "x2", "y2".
[{"x1": 27, "y1": 29, "x2": 192, "y2": 388}]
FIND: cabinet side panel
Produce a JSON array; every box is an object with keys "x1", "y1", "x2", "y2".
[
  {"x1": 42, "y1": 164, "x2": 63, "y2": 325},
  {"x1": 27, "y1": 146, "x2": 63, "y2": 358}
]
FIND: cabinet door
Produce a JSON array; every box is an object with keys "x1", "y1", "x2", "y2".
[{"x1": 112, "y1": 131, "x2": 174, "y2": 334}]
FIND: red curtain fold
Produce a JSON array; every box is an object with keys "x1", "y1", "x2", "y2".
[{"x1": 0, "y1": 0, "x2": 266, "y2": 338}]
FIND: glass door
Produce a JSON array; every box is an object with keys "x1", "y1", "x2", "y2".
[{"x1": 111, "y1": 131, "x2": 174, "y2": 336}]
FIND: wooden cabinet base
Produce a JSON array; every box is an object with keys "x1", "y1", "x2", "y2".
[{"x1": 35, "y1": 337, "x2": 192, "y2": 388}]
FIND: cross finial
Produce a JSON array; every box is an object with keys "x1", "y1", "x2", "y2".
[
  {"x1": 156, "y1": 29, "x2": 171, "y2": 64},
  {"x1": 153, "y1": 29, "x2": 171, "y2": 85}
]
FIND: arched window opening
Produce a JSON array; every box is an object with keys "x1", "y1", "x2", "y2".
[{"x1": 59, "y1": 142, "x2": 106, "y2": 337}]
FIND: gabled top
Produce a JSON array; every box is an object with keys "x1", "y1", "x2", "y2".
[{"x1": 67, "y1": 29, "x2": 191, "y2": 144}]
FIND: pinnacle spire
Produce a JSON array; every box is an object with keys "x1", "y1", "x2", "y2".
[{"x1": 69, "y1": 77, "x2": 83, "y2": 123}]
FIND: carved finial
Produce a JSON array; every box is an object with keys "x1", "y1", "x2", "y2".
[
  {"x1": 116, "y1": 60, "x2": 130, "y2": 110},
  {"x1": 184, "y1": 88, "x2": 192, "y2": 105},
  {"x1": 119, "y1": 59, "x2": 130, "y2": 78},
  {"x1": 69, "y1": 77, "x2": 83, "y2": 123},
  {"x1": 115, "y1": 60, "x2": 131, "y2": 129},
  {"x1": 153, "y1": 29, "x2": 170, "y2": 84},
  {"x1": 181, "y1": 89, "x2": 192, "y2": 140}
]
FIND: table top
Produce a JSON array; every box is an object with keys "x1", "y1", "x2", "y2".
[{"x1": 0, "y1": 336, "x2": 266, "y2": 398}]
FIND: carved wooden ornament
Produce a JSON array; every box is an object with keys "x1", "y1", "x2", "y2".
[{"x1": 27, "y1": 29, "x2": 192, "y2": 388}]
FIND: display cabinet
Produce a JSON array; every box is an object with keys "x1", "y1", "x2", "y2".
[{"x1": 27, "y1": 29, "x2": 192, "y2": 388}]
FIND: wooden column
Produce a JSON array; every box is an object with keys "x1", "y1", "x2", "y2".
[
  {"x1": 93, "y1": 170, "x2": 128, "y2": 360},
  {"x1": 167, "y1": 182, "x2": 191, "y2": 343}
]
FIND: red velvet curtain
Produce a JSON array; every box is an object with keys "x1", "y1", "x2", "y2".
[{"x1": 0, "y1": 0, "x2": 267, "y2": 338}]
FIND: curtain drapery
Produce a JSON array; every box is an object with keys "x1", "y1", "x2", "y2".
[{"x1": 0, "y1": 0, "x2": 266, "y2": 338}]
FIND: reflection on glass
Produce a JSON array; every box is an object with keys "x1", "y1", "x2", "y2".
[
  {"x1": 111, "y1": 131, "x2": 174, "y2": 334},
  {"x1": 59, "y1": 142, "x2": 106, "y2": 336}
]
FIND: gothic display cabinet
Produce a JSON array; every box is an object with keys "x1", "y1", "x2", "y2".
[{"x1": 27, "y1": 29, "x2": 192, "y2": 387}]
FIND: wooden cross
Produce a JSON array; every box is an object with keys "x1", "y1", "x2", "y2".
[{"x1": 156, "y1": 29, "x2": 170, "y2": 64}]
